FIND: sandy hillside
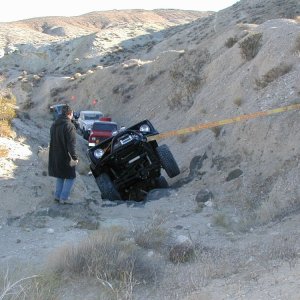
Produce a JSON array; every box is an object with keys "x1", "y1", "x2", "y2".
[{"x1": 0, "y1": 1, "x2": 300, "y2": 299}]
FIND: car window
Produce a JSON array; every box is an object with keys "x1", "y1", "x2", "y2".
[
  {"x1": 84, "y1": 113, "x2": 103, "y2": 120},
  {"x1": 93, "y1": 123, "x2": 118, "y2": 131}
]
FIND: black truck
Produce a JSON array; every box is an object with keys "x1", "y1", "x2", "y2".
[{"x1": 87, "y1": 120, "x2": 180, "y2": 201}]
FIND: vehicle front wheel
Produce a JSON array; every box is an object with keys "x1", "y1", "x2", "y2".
[
  {"x1": 95, "y1": 173, "x2": 121, "y2": 201},
  {"x1": 156, "y1": 144, "x2": 180, "y2": 178}
]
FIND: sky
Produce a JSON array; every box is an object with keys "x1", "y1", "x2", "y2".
[{"x1": 0, "y1": 0, "x2": 239, "y2": 22}]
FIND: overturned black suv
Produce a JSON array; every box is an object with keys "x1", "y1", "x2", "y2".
[{"x1": 87, "y1": 120, "x2": 180, "y2": 201}]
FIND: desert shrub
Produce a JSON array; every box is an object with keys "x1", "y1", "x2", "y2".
[
  {"x1": 255, "y1": 63, "x2": 292, "y2": 88},
  {"x1": 233, "y1": 97, "x2": 243, "y2": 106},
  {"x1": 50, "y1": 86, "x2": 69, "y2": 98},
  {"x1": 210, "y1": 126, "x2": 222, "y2": 138},
  {"x1": 134, "y1": 218, "x2": 167, "y2": 251},
  {"x1": 293, "y1": 35, "x2": 300, "y2": 56},
  {"x1": 177, "y1": 134, "x2": 190, "y2": 143},
  {"x1": 0, "y1": 145, "x2": 9, "y2": 157},
  {"x1": 239, "y1": 33, "x2": 263, "y2": 60},
  {"x1": 0, "y1": 268, "x2": 60, "y2": 300},
  {"x1": 47, "y1": 227, "x2": 161, "y2": 286},
  {"x1": 168, "y1": 49, "x2": 209, "y2": 111},
  {"x1": 145, "y1": 70, "x2": 165, "y2": 85},
  {"x1": 225, "y1": 36, "x2": 238, "y2": 48},
  {"x1": 213, "y1": 212, "x2": 230, "y2": 229},
  {"x1": 0, "y1": 91, "x2": 16, "y2": 137}
]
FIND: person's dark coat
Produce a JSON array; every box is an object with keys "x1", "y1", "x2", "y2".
[{"x1": 48, "y1": 115, "x2": 78, "y2": 179}]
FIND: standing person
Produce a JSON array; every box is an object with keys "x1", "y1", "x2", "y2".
[{"x1": 48, "y1": 105, "x2": 78, "y2": 204}]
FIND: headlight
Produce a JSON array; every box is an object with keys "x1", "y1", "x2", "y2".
[
  {"x1": 139, "y1": 124, "x2": 150, "y2": 133},
  {"x1": 94, "y1": 149, "x2": 104, "y2": 159}
]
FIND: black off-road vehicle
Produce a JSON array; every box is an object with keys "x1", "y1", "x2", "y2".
[{"x1": 87, "y1": 120, "x2": 180, "y2": 201}]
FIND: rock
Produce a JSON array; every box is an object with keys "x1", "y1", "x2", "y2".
[
  {"x1": 195, "y1": 189, "x2": 213, "y2": 203},
  {"x1": 226, "y1": 169, "x2": 243, "y2": 181},
  {"x1": 169, "y1": 235, "x2": 195, "y2": 263}
]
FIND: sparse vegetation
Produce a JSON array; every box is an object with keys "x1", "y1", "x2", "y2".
[
  {"x1": 168, "y1": 49, "x2": 209, "y2": 111},
  {"x1": 213, "y1": 212, "x2": 230, "y2": 229},
  {"x1": 210, "y1": 126, "x2": 222, "y2": 138},
  {"x1": 0, "y1": 90, "x2": 16, "y2": 137},
  {"x1": 177, "y1": 134, "x2": 190, "y2": 143},
  {"x1": 0, "y1": 145, "x2": 8, "y2": 158},
  {"x1": 46, "y1": 227, "x2": 163, "y2": 297},
  {"x1": 134, "y1": 217, "x2": 167, "y2": 251},
  {"x1": 255, "y1": 63, "x2": 292, "y2": 88},
  {"x1": 233, "y1": 96, "x2": 243, "y2": 107},
  {"x1": 225, "y1": 36, "x2": 238, "y2": 48},
  {"x1": 239, "y1": 33, "x2": 263, "y2": 60}
]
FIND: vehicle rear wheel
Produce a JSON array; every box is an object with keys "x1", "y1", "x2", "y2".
[
  {"x1": 156, "y1": 144, "x2": 180, "y2": 178},
  {"x1": 155, "y1": 175, "x2": 169, "y2": 188},
  {"x1": 95, "y1": 173, "x2": 121, "y2": 200}
]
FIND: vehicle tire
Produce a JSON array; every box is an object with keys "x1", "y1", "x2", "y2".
[
  {"x1": 156, "y1": 144, "x2": 180, "y2": 178},
  {"x1": 155, "y1": 175, "x2": 169, "y2": 188},
  {"x1": 95, "y1": 173, "x2": 121, "y2": 200}
]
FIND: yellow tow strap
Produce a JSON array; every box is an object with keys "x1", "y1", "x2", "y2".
[{"x1": 148, "y1": 103, "x2": 300, "y2": 141}]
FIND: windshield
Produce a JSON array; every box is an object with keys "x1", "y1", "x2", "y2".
[
  {"x1": 84, "y1": 113, "x2": 103, "y2": 120},
  {"x1": 93, "y1": 123, "x2": 117, "y2": 131}
]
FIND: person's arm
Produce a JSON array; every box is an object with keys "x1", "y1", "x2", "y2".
[{"x1": 66, "y1": 123, "x2": 78, "y2": 161}]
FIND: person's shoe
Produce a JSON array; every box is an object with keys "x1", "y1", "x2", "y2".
[
  {"x1": 54, "y1": 198, "x2": 60, "y2": 203},
  {"x1": 59, "y1": 199, "x2": 73, "y2": 205}
]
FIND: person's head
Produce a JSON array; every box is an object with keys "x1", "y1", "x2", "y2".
[{"x1": 61, "y1": 105, "x2": 73, "y2": 119}]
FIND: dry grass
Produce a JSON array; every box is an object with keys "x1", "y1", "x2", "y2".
[
  {"x1": 134, "y1": 216, "x2": 168, "y2": 251},
  {"x1": 0, "y1": 91, "x2": 16, "y2": 138},
  {"x1": 47, "y1": 227, "x2": 163, "y2": 298},
  {"x1": 225, "y1": 36, "x2": 238, "y2": 48},
  {"x1": 239, "y1": 33, "x2": 263, "y2": 61},
  {"x1": 0, "y1": 145, "x2": 9, "y2": 158},
  {"x1": 0, "y1": 267, "x2": 60, "y2": 300},
  {"x1": 255, "y1": 63, "x2": 292, "y2": 88}
]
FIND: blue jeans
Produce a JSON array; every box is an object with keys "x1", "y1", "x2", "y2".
[{"x1": 55, "y1": 178, "x2": 75, "y2": 201}]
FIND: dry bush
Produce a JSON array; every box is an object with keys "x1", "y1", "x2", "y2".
[
  {"x1": 239, "y1": 33, "x2": 263, "y2": 60},
  {"x1": 177, "y1": 134, "x2": 190, "y2": 143},
  {"x1": 0, "y1": 267, "x2": 60, "y2": 300},
  {"x1": 134, "y1": 217, "x2": 167, "y2": 251},
  {"x1": 225, "y1": 36, "x2": 238, "y2": 48},
  {"x1": 0, "y1": 145, "x2": 9, "y2": 158},
  {"x1": 233, "y1": 96, "x2": 243, "y2": 107},
  {"x1": 210, "y1": 126, "x2": 222, "y2": 138},
  {"x1": 213, "y1": 212, "x2": 230, "y2": 229},
  {"x1": 256, "y1": 233, "x2": 299, "y2": 270},
  {"x1": 168, "y1": 49, "x2": 209, "y2": 111},
  {"x1": 145, "y1": 70, "x2": 165, "y2": 85},
  {"x1": 293, "y1": 35, "x2": 300, "y2": 56},
  {"x1": 255, "y1": 64, "x2": 292, "y2": 88},
  {"x1": 47, "y1": 227, "x2": 162, "y2": 289},
  {"x1": 0, "y1": 91, "x2": 16, "y2": 137}
]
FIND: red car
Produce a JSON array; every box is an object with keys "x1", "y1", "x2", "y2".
[{"x1": 88, "y1": 121, "x2": 118, "y2": 147}]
